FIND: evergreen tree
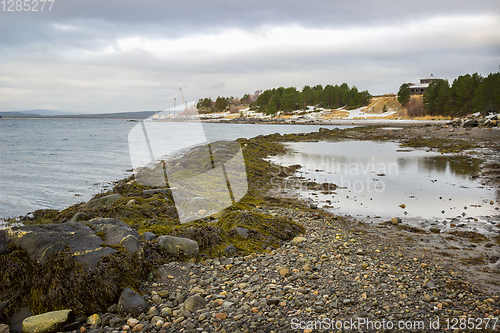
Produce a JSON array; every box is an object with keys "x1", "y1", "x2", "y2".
[
  {"x1": 312, "y1": 84, "x2": 324, "y2": 105},
  {"x1": 424, "y1": 80, "x2": 450, "y2": 115},
  {"x1": 472, "y1": 72, "x2": 500, "y2": 113},
  {"x1": 300, "y1": 85, "x2": 314, "y2": 109},
  {"x1": 280, "y1": 87, "x2": 299, "y2": 111},
  {"x1": 215, "y1": 96, "x2": 227, "y2": 112},
  {"x1": 450, "y1": 73, "x2": 482, "y2": 115},
  {"x1": 397, "y1": 83, "x2": 411, "y2": 107}
]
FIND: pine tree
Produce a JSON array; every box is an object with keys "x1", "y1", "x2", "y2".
[
  {"x1": 472, "y1": 72, "x2": 500, "y2": 113},
  {"x1": 397, "y1": 83, "x2": 411, "y2": 107}
]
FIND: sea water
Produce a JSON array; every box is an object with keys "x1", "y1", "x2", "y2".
[{"x1": 0, "y1": 118, "x2": 348, "y2": 221}]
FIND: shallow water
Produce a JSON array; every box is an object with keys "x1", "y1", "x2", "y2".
[{"x1": 268, "y1": 140, "x2": 500, "y2": 235}]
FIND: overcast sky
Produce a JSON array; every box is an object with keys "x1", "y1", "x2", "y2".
[{"x1": 1, "y1": 0, "x2": 499, "y2": 113}]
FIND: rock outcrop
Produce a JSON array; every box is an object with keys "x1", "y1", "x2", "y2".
[{"x1": 0, "y1": 218, "x2": 141, "y2": 268}]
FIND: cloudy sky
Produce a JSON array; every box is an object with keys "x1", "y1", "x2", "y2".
[{"x1": 1, "y1": 0, "x2": 499, "y2": 113}]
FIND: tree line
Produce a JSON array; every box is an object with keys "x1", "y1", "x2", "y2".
[
  {"x1": 398, "y1": 72, "x2": 500, "y2": 116},
  {"x1": 196, "y1": 84, "x2": 371, "y2": 115}
]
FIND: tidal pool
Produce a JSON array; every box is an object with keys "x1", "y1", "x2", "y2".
[{"x1": 268, "y1": 140, "x2": 500, "y2": 235}]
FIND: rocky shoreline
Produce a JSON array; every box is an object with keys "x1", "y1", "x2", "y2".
[{"x1": 1, "y1": 123, "x2": 499, "y2": 333}]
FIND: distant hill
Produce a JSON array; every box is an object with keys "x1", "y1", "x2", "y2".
[
  {"x1": 0, "y1": 110, "x2": 158, "y2": 119},
  {"x1": 0, "y1": 109, "x2": 74, "y2": 117}
]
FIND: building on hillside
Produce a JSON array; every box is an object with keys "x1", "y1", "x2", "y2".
[{"x1": 407, "y1": 74, "x2": 442, "y2": 95}]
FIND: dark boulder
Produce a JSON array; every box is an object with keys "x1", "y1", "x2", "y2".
[{"x1": 116, "y1": 288, "x2": 148, "y2": 316}]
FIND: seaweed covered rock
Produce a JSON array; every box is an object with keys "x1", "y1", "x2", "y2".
[
  {"x1": 86, "y1": 218, "x2": 142, "y2": 255},
  {"x1": 0, "y1": 222, "x2": 115, "y2": 267},
  {"x1": 0, "y1": 218, "x2": 142, "y2": 268},
  {"x1": 158, "y1": 235, "x2": 199, "y2": 256},
  {"x1": 22, "y1": 309, "x2": 71, "y2": 333},
  {"x1": 0, "y1": 245, "x2": 148, "y2": 323},
  {"x1": 217, "y1": 210, "x2": 303, "y2": 241},
  {"x1": 82, "y1": 193, "x2": 122, "y2": 209}
]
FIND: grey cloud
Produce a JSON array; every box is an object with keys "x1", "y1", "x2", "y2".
[
  {"x1": 2, "y1": 0, "x2": 499, "y2": 50},
  {"x1": 1, "y1": 0, "x2": 499, "y2": 112}
]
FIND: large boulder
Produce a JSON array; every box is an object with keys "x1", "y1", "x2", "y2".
[
  {"x1": 158, "y1": 235, "x2": 199, "y2": 256},
  {"x1": 86, "y1": 218, "x2": 141, "y2": 254},
  {"x1": 0, "y1": 218, "x2": 141, "y2": 268},
  {"x1": 22, "y1": 309, "x2": 71, "y2": 333},
  {"x1": 117, "y1": 288, "x2": 148, "y2": 316},
  {"x1": 1, "y1": 222, "x2": 114, "y2": 267},
  {"x1": 82, "y1": 193, "x2": 122, "y2": 209}
]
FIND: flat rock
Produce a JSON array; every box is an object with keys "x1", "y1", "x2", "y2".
[
  {"x1": 158, "y1": 235, "x2": 199, "y2": 256},
  {"x1": 117, "y1": 288, "x2": 148, "y2": 316},
  {"x1": 22, "y1": 309, "x2": 71, "y2": 333}
]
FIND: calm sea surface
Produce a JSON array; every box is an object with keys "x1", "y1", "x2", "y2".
[
  {"x1": 269, "y1": 141, "x2": 500, "y2": 235},
  {"x1": 0, "y1": 119, "x2": 347, "y2": 220}
]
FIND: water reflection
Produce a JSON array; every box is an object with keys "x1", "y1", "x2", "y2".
[
  {"x1": 420, "y1": 156, "x2": 481, "y2": 178},
  {"x1": 269, "y1": 140, "x2": 499, "y2": 235}
]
